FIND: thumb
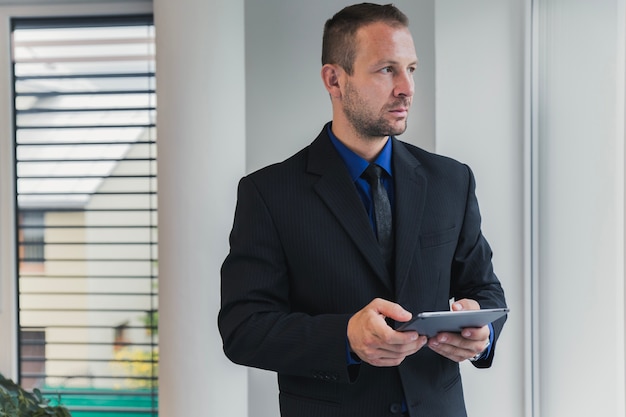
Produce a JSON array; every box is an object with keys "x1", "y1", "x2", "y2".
[
  {"x1": 372, "y1": 298, "x2": 412, "y2": 322},
  {"x1": 451, "y1": 298, "x2": 480, "y2": 311}
]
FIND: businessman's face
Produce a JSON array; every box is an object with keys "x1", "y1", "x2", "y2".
[{"x1": 341, "y1": 22, "x2": 417, "y2": 140}]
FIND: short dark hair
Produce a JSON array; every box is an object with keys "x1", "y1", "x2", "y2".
[{"x1": 322, "y1": 3, "x2": 409, "y2": 75}]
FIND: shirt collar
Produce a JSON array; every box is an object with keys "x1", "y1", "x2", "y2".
[{"x1": 327, "y1": 123, "x2": 393, "y2": 181}]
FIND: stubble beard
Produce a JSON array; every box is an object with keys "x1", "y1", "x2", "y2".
[{"x1": 342, "y1": 81, "x2": 410, "y2": 141}]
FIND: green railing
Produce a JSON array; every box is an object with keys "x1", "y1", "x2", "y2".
[{"x1": 44, "y1": 387, "x2": 158, "y2": 416}]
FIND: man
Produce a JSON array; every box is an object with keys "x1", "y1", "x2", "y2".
[{"x1": 218, "y1": 3, "x2": 507, "y2": 417}]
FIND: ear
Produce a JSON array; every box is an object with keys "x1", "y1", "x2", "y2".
[{"x1": 321, "y1": 64, "x2": 343, "y2": 98}]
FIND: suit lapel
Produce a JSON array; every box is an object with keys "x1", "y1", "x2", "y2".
[
  {"x1": 307, "y1": 130, "x2": 392, "y2": 290},
  {"x1": 392, "y1": 139, "x2": 427, "y2": 297}
]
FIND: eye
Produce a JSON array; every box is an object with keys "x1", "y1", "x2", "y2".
[{"x1": 380, "y1": 66, "x2": 393, "y2": 74}]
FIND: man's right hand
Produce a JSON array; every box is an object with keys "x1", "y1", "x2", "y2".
[{"x1": 347, "y1": 298, "x2": 427, "y2": 367}]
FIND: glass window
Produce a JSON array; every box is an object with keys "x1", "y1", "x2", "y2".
[{"x1": 12, "y1": 15, "x2": 158, "y2": 416}]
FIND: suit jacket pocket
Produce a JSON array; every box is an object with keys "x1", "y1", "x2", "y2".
[{"x1": 419, "y1": 226, "x2": 457, "y2": 249}]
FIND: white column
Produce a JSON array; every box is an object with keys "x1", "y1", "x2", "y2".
[
  {"x1": 154, "y1": 0, "x2": 247, "y2": 416},
  {"x1": 0, "y1": 13, "x2": 17, "y2": 379},
  {"x1": 535, "y1": 0, "x2": 625, "y2": 415}
]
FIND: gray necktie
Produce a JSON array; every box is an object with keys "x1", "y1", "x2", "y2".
[{"x1": 361, "y1": 164, "x2": 394, "y2": 270}]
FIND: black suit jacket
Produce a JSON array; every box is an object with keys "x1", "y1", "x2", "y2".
[{"x1": 219, "y1": 126, "x2": 507, "y2": 417}]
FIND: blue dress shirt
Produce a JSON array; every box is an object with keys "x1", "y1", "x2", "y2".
[{"x1": 327, "y1": 124, "x2": 394, "y2": 230}]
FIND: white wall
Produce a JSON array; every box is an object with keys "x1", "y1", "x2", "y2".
[
  {"x1": 438, "y1": 1, "x2": 626, "y2": 416},
  {"x1": 535, "y1": 0, "x2": 625, "y2": 415},
  {"x1": 435, "y1": 0, "x2": 527, "y2": 415}
]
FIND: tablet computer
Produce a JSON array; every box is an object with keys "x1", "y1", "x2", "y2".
[{"x1": 396, "y1": 308, "x2": 509, "y2": 337}]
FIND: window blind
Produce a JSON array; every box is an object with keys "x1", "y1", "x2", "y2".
[{"x1": 12, "y1": 15, "x2": 158, "y2": 416}]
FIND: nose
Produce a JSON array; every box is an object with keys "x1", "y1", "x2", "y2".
[{"x1": 394, "y1": 71, "x2": 414, "y2": 98}]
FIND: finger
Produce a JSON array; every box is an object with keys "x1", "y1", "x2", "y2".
[
  {"x1": 382, "y1": 333, "x2": 428, "y2": 352},
  {"x1": 429, "y1": 333, "x2": 469, "y2": 349},
  {"x1": 362, "y1": 337, "x2": 428, "y2": 366},
  {"x1": 431, "y1": 332, "x2": 487, "y2": 350},
  {"x1": 451, "y1": 298, "x2": 480, "y2": 311},
  {"x1": 460, "y1": 325, "x2": 490, "y2": 341},
  {"x1": 367, "y1": 355, "x2": 409, "y2": 367},
  {"x1": 428, "y1": 333, "x2": 489, "y2": 362},
  {"x1": 369, "y1": 326, "x2": 427, "y2": 353},
  {"x1": 428, "y1": 338, "x2": 476, "y2": 362},
  {"x1": 429, "y1": 344, "x2": 474, "y2": 362}
]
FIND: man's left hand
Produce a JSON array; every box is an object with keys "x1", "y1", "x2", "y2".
[{"x1": 426, "y1": 299, "x2": 490, "y2": 362}]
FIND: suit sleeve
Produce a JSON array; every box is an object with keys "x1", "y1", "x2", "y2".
[
  {"x1": 450, "y1": 165, "x2": 507, "y2": 368},
  {"x1": 218, "y1": 175, "x2": 354, "y2": 382}
]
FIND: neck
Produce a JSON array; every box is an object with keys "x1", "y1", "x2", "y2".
[{"x1": 330, "y1": 122, "x2": 388, "y2": 163}]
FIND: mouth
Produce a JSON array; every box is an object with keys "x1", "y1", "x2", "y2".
[
  {"x1": 389, "y1": 108, "x2": 409, "y2": 118},
  {"x1": 387, "y1": 100, "x2": 410, "y2": 118}
]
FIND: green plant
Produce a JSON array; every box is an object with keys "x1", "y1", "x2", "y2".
[
  {"x1": 0, "y1": 374, "x2": 71, "y2": 417},
  {"x1": 141, "y1": 310, "x2": 159, "y2": 336}
]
